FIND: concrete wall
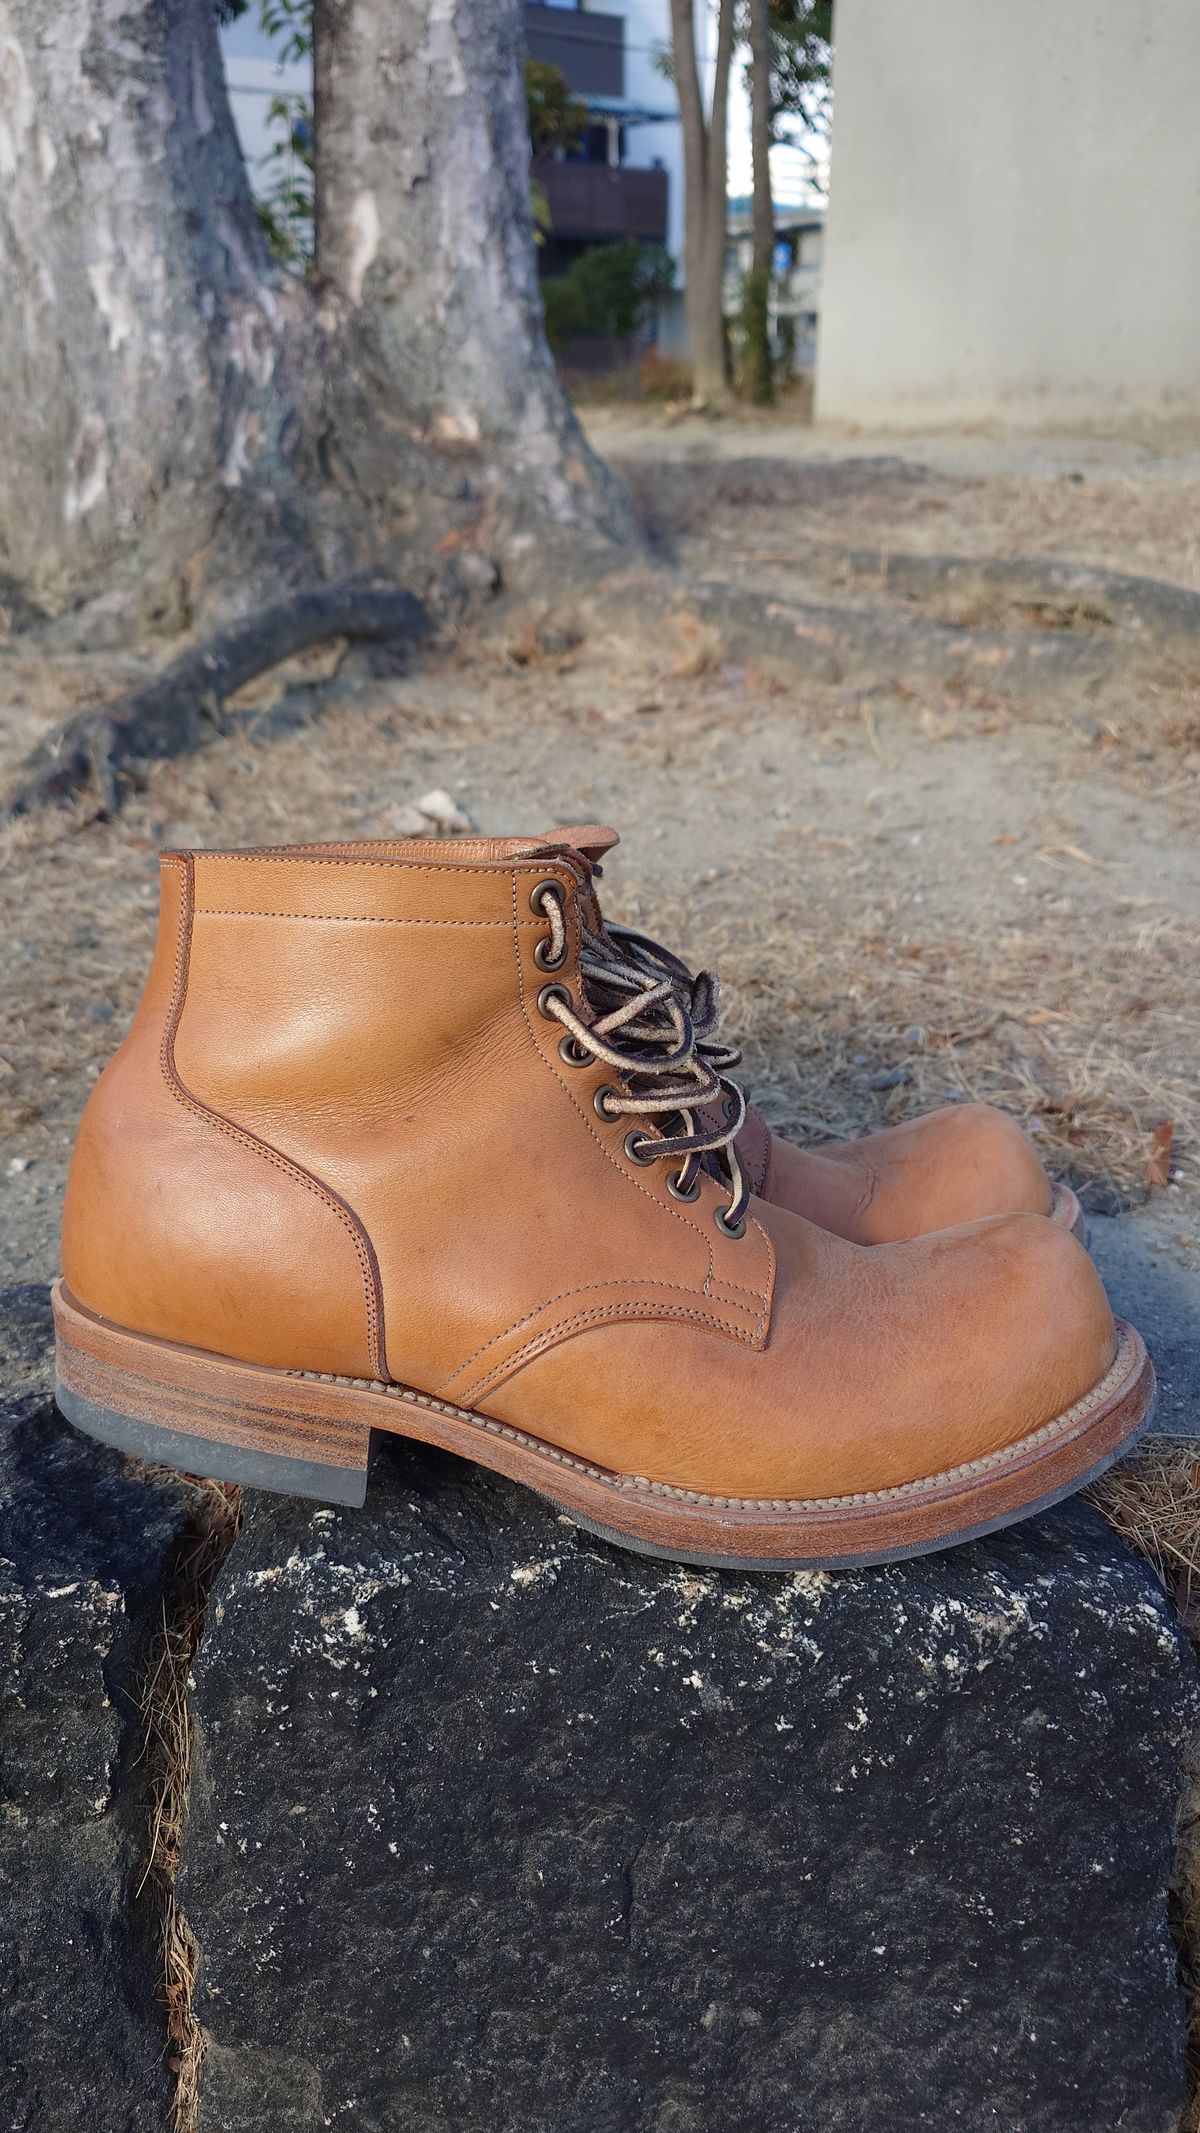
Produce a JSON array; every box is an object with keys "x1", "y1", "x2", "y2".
[{"x1": 816, "y1": 0, "x2": 1200, "y2": 429}]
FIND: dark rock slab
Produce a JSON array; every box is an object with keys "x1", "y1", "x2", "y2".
[
  {"x1": 186, "y1": 1437, "x2": 1199, "y2": 2133},
  {"x1": 0, "y1": 1284, "x2": 194, "y2": 2132},
  {"x1": 1089, "y1": 1207, "x2": 1200, "y2": 1436}
]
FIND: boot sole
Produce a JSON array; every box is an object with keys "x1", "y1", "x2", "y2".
[{"x1": 52, "y1": 1282, "x2": 1153, "y2": 1571}]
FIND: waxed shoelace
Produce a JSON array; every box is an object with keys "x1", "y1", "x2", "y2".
[{"x1": 535, "y1": 886, "x2": 750, "y2": 1235}]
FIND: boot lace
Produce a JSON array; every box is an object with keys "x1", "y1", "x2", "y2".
[{"x1": 533, "y1": 884, "x2": 751, "y2": 1237}]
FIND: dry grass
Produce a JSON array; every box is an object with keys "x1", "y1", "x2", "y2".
[
  {"x1": 132, "y1": 1476, "x2": 242, "y2": 2133},
  {"x1": 1089, "y1": 1443, "x2": 1200, "y2": 1623},
  {"x1": 608, "y1": 436, "x2": 1200, "y2": 596}
]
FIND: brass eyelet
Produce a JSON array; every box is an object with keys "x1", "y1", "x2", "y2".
[
  {"x1": 537, "y1": 983, "x2": 571, "y2": 1020},
  {"x1": 593, "y1": 1084, "x2": 619, "y2": 1121},
  {"x1": 624, "y1": 1130, "x2": 656, "y2": 1167},
  {"x1": 714, "y1": 1207, "x2": 747, "y2": 1240},
  {"x1": 667, "y1": 1167, "x2": 701, "y2": 1202},
  {"x1": 558, "y1": 1033, "x2": 591, "y2": 1068},
  {"x1": 530, "y1": 879, "x2": 568, "y2": 971}
]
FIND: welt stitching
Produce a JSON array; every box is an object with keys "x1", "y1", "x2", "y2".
[
  {"x1": 460, "y1": 1299, "x2": 759, "y2": 1403},
  {"x1": 159, "y1": 857, "x2": 386, "y2": 1378},
  {"x1": 438, "y1": 1274, "x2": 765, "y2": 1389}
]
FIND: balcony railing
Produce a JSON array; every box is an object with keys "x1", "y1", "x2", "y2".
[{"x1": 534, "y1": 158, "x2": 668, "y2": 245}]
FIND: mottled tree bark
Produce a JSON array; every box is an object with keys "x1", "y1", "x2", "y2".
[
  {"x1": 669, "y1": 0, "x2": 735, "y2": 404},
  {"x1": 0, "y1": 0, "x2": 632, "y2": 637},
  {"x1": 749, "y1": 0, "x2": 775, "y2": 278},
  {"x1": 313, "y1": 0, "x2": 630, "y2": 540},
  {"x1": 0, "y1": 0, "x2": 292, "y2": 624}
]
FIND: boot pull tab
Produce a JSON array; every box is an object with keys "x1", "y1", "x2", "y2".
[{"x1": 541, "y1": 824, "x2": 620, "y2": 867}]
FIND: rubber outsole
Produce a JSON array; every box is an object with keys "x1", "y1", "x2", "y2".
[{"x1": 57, "y1": 1382, "x2": 380, "y2": 1507}]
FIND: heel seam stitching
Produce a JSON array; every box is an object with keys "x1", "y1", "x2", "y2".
[{"x1": 157, "y1": 853, "x2": 387, "y2": 1378}]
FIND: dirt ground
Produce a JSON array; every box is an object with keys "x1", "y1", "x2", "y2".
[{"x1": 2, "y1": 412, "x2": 1197, "y2": 1338}]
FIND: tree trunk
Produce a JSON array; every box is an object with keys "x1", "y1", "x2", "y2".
[
  {"x1": 669, "y1": 0, "x2": 733, "y2": 405},
  {"x1": 742, "y1": 0, "x2": 776, "y2": 405},
  {"x1": 0, "y1": 0, "x2": 633, "y2": 638},
  {"x1": 0, "y1": 0, "x2": 292, "y2": 626},
  {"x1": 749, "y1": 0, "x2": 775, "y2": 277},
  {"x1": 312, "y1": 0, "x2": 626, "y2": 542}
]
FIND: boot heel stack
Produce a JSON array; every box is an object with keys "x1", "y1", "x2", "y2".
[{"x1": 52, "y1": 1283, "x2": 378, "y2": 1507}]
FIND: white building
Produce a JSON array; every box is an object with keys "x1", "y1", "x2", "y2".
[{"x1": 818, "y1": 0, "x2": 1200, "y2": 428}]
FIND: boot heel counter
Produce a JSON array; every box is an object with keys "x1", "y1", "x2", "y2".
[
  {"x1": 61, "y1": 1032, "x2": 148, "y2": 1308},
  {"x1": 62, "y1": 853, "x2": 186, "y2": 1317},
  {"x1": 62, "y1": 856, "x2": 382, "y2": 1380}
]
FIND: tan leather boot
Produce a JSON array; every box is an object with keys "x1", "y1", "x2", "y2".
[
  {"x1": 558, "y1": 826, "x2": 1085, "y2": 1248},
  {"x1": 53, "y1": 839, "x2": 1151, "y2": 1569}
]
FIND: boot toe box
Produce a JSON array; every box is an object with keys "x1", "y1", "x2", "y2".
[
  {"x1": 844, "y1": 1101, "x2": 1054, "y2": 1244},
  {"x1": 931, "y1": 1208, "x2": 1118, "y2": 1458},
  {"x1": 760, "y1": 1206, "x2": 1121, "y2": 1500}
]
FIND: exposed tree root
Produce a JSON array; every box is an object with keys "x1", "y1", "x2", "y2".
[
  {"x1": 8, "y1": 543, "x2": 1200, "y2": 830},
  {"x1": 564, "y1": 544, "x2": 1200, "y2": 702},
  {"x1": 549, "y1": 562, "x2": 1120, "y2": 699},
  {"x1": 1, "y1": 583, "x2": 429, "y2": 823},
  {"x1": 833, "y1": 552, "x2": 1200, "y2": 667},
  {"x1": 680, "y1": 575, "x2": 1118, "y2": 694}
]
